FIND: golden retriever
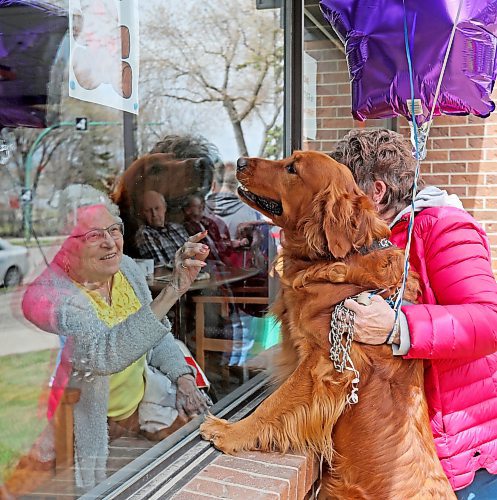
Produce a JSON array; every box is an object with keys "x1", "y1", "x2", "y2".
[{"x1": 200, "y1": 151, "x2": 454, "y2": 499}]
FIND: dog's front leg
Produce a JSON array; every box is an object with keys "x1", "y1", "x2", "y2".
[{"x1": 200, "y1": 355, "x2": 349, "y2": 460}]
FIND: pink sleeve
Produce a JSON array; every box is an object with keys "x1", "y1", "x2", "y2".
[{"x1": 403, "y1": 214, "x2": 497, "y2": 359}]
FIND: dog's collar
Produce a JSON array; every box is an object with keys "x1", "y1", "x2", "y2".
[
  {"x1": 357, "y1": 238, "x2": 392, "y2": 256},
  {"x1": 324, "y1": 238, "x2": 392, "y2": 260}
]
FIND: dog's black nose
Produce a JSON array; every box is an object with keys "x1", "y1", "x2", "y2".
[{"x1": 237, "y1": 157, "x2": 248, "y2": 171}]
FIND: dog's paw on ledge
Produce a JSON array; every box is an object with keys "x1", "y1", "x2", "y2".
[{"x1": 200, "y1": 415, "x2": 252, "y2": 454}]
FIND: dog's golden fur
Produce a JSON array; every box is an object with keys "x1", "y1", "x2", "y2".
[{"x1": 200, "y1": 151, "x2": 454, "y2": 499}]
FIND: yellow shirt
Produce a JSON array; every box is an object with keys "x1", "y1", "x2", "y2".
[{"x1": 77, "y1": 271, "x2": 146, "y2": 421}]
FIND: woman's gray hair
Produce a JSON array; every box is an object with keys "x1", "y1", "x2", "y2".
[
  {"x1": 330, "y1": 128, "x2": 424, "y2": 216},
  {"x1": 56, "y1": 184, "x2": 121, "y2": 233}
]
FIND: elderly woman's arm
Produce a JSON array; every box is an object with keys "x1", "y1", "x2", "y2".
[{"x1": 23, "y1": 232, "x2": 210, "y2": 377}]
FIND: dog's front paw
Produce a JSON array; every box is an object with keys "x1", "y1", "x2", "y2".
[{"x1": 200, "y1": 414, "x2": 251, "y2": 454}]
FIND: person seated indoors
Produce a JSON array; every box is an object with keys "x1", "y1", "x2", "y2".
[
  {"x1": 135, "y1": 190, "x2": 190, "y2": 267},
  {"x1": 21, "y1": 186, "x2": 210, "y2": 490},
  {"x1": 182, "y1": 194, "x2": 249, "y2": 267}
]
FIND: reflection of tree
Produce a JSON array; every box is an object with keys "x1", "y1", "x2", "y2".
[
  {"x1": 142, "y1": 0, "x2": 283, "y2": 157},
  {"x1": 0, "y1": 124, "x2": 119, "y2": 236}
]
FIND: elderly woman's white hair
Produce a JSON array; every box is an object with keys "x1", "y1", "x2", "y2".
[{"x1": 56, "y1": 184, "x2": 121, "y2": 233}]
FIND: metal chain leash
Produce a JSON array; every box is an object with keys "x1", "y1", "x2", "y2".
[
  {"x1": 328, "y1": 288, "x2": 401, "y2": 405},
  {"x1": 329, "y1": 299, "x2": 360, "y2": 405}
]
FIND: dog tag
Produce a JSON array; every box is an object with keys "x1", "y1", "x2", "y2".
[{"x1": 356, "y1": 292, "x2": 372, "y2": 306}]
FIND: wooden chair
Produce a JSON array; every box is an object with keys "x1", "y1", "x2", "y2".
[
  {"x1": 53, "y1": 388, "x2": 80, "y2": 470},
  {"x1": 192, "y1": 292, "x2": 269, "y2": 372}
]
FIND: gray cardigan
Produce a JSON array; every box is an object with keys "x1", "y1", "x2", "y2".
[{"x1": 22, "y1": 255, "x2": 193, "y2": 489}]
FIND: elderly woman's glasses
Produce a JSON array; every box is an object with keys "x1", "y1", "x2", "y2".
[{"x1": 70, "y1": 223, "x2": 124, "y2": 245}]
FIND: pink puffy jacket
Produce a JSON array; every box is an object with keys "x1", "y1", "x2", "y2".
[{"x1": 391, "y1": 206, "x2": 497, "y2": 491}]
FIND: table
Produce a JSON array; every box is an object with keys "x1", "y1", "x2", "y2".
[
  {"x1": 148, "y1": 266, "x2": 263, "y2": 344},
  {"x1": 148, "y1": 266, "x2": 261, "y2": 295}
]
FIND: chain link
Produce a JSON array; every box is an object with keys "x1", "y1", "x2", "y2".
[
  {"x1": 329, "y1": 299, "x2": 360, "y2": 405},
  {"x1": 328, "y1": 288, "x2": 401, "y2": 405}
]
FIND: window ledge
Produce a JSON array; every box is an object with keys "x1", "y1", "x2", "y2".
[{"x1": 171, "y1": 450, "x2": 319, "y2": 500}]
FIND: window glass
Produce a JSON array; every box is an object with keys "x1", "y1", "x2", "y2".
[{"x1": 0, "y1": 0, "x2": 283, "y2": 496}]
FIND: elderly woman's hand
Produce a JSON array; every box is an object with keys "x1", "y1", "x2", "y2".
[
  {"x1": 171, "y1": 231, "x2": 210, "y2": 295},
  {"x1": 343, "y1": 295, "x2": 395, "y2": 345},
  {"x1": 176, "y1": 374, "x2": 209, "y2": 419}
]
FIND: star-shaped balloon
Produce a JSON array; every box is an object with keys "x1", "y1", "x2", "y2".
[{"x1": 320, "y1": 0, "x2": 497, "y2": 125}]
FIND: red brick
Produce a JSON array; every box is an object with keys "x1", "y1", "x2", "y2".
[
  {"x1": 317, "y1": 106, "x2": 338, "y2": 118},
  {"x1": 337, "y1": 83, "x2": 351, "y2": 95},
  {"x1": 486, "y1": 125, "x2": 497, "y2": 135},
  {"x1": 487, "y1": 234, "x2": 497, "y2": 246},
  {"x1": 450, "y1": 125, "x2": 486, "y2": 137},
  {"x1": 469, "y1": 137, "x2": 497, "y2": 148},
  {"x1": 467, "y1": 186, "x2": 497, "y2": 197},
  {"x1": 433, "y1": 116, "x2": 470, "y2": 126},
  {"x1": 337, "y1": 107, "x2": 353, "y2": 118},
  {"x1": 199, "y1": 464, "x2": 291, "y2": 499},
  {"x1": 485, "y1": 223, "x2": 497, "y2": 232},
  {"x1": 450, "y1": 150, "x2": 484, "y2": 161},
  {"x1": 485, "y1": 149, "x2": 497, "y2": 161},
  {"x1": 485, "y1": 199, "x2": 497, "y2": 209},
  {"x1": 450, "y1": 174, "x2": 485, "y2": 185},
  {"x1": 466, "y1": 161, "x2": 497, "y2": 172},
  {"x1": 469, "y1": 210, "x2": 497, "y2": 222},
  {"x1": 315, "y1": 129, "x2": 339, "y2": 141},
  {"x1": 425, "y1": 150, "x2": 449, "y2": 161},
  {"x1": 317, "y1": 61, "x2": 339, "y2": 73},
  {"x1": 218, "y1": 452, "x2": 308, "y2": 499},
  {"x1": 431, "y1": 137, "x2": 467, "y2": 149},
  {"x1": 431, "y1": 162, "x2": 466, "y2": 173},
  {"x1": 172, "y1": 491, "x2": 218, "y2": 499},
  {"x1": 323, "y1": 95, "x2": 351, "y2": 106},
  {"x1": 486, "y1": 174, "x2": 497, "y2": 184},
  {"x1": 446, "y1": 186, "x2": 467, "y2": 196},
  {"x1": 426, "y1": 127, "x2": 448, "y2": 138},
  {"x1": 467, "y1": 115, "x2": 489, "y2": 125},
  {"x1": 180, "y1": 477, "x2": 279, "y2": 499},
  {"x1": 460, "y1": 198, "x2": 485, "y2": 210},
  {"x1": 422, "y1": 174, "x2": 449, "y2": 185},
  {"x1": 304, "y1": 456, "x2": 320, "y2": 491},
  {"x1": 320, "y1": 118, "x2": 356, "y2": 129}
]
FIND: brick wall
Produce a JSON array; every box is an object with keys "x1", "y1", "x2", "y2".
[
  {"x1": 303, "y1": 38, "x2": 497, "y2": 273},
  {"x1": 171, "y1": 451, "x2": 319, "y2": 499}
]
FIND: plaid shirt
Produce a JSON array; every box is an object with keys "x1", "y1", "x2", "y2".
[{"x1": 135, "y1": 222, "x2": 189, "y2": 266}]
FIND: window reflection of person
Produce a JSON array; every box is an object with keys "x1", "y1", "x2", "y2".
[
  {"x1": 21, "y1": 187, "x2": 210, "y2": 490},
  {"x1": 182, "y1": 194, "x2": 249, "y2": 267},
  {"x1": 135, "y1": 190, "x2": 190, "y2": 267}
]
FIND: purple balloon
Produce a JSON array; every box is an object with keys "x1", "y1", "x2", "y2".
[{"x1": 319, "y1": 0, "x2": 497, "y2": 125}]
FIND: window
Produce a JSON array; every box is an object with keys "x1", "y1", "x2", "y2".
[{"x1": 0, "y1": 0, "x2": 283, "y2": 496}]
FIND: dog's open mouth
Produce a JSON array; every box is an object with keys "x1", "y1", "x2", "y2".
[{"x1": 238, "y1": 186, "x2": 283, "y2": 216}]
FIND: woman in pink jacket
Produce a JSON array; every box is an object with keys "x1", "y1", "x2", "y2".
[{"x1": 332, "y1": 128, "x2": 497, "y2": 498}]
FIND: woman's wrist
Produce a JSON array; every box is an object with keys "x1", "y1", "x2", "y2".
[{"x1": 150, "y1": 285, "x2": 181, "y2": 319}]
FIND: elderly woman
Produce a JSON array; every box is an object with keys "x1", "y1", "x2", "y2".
[
  {"x1": 333, "y1": 129, "x2": 497, "y2": 498},
  {"x1": 22, "y1": 187, "x2": 209, "y2": 489}
]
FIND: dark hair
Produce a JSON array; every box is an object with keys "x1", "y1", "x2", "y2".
[
  {"x1": 330, "y1": 129, "x2": 423, "y2": 215},
  {"x1": 150, "y1": 134, "x2": 220, "y2": 164}
]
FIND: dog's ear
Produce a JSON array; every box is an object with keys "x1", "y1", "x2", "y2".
[
  {"x1": 322, "y1": 191, "x2": 357, "y2": 258},
  {"x1": 301, "y1": 187, "x2": 353, "y2": 259},
  {"x1": 303, "y1": 188, "x2": 389, "y2": 259}
]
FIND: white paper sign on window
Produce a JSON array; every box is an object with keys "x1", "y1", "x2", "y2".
[
  {"x1": 303, "y1": 52, "x2": 317, "y2": 141},
  {"x1": 68, "y1": 0, "x2": 139, "y2": 114}
]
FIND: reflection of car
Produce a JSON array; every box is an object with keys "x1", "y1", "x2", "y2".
[{"x1": 0, "y1": 238, "x2": 29, "y2": 287}]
